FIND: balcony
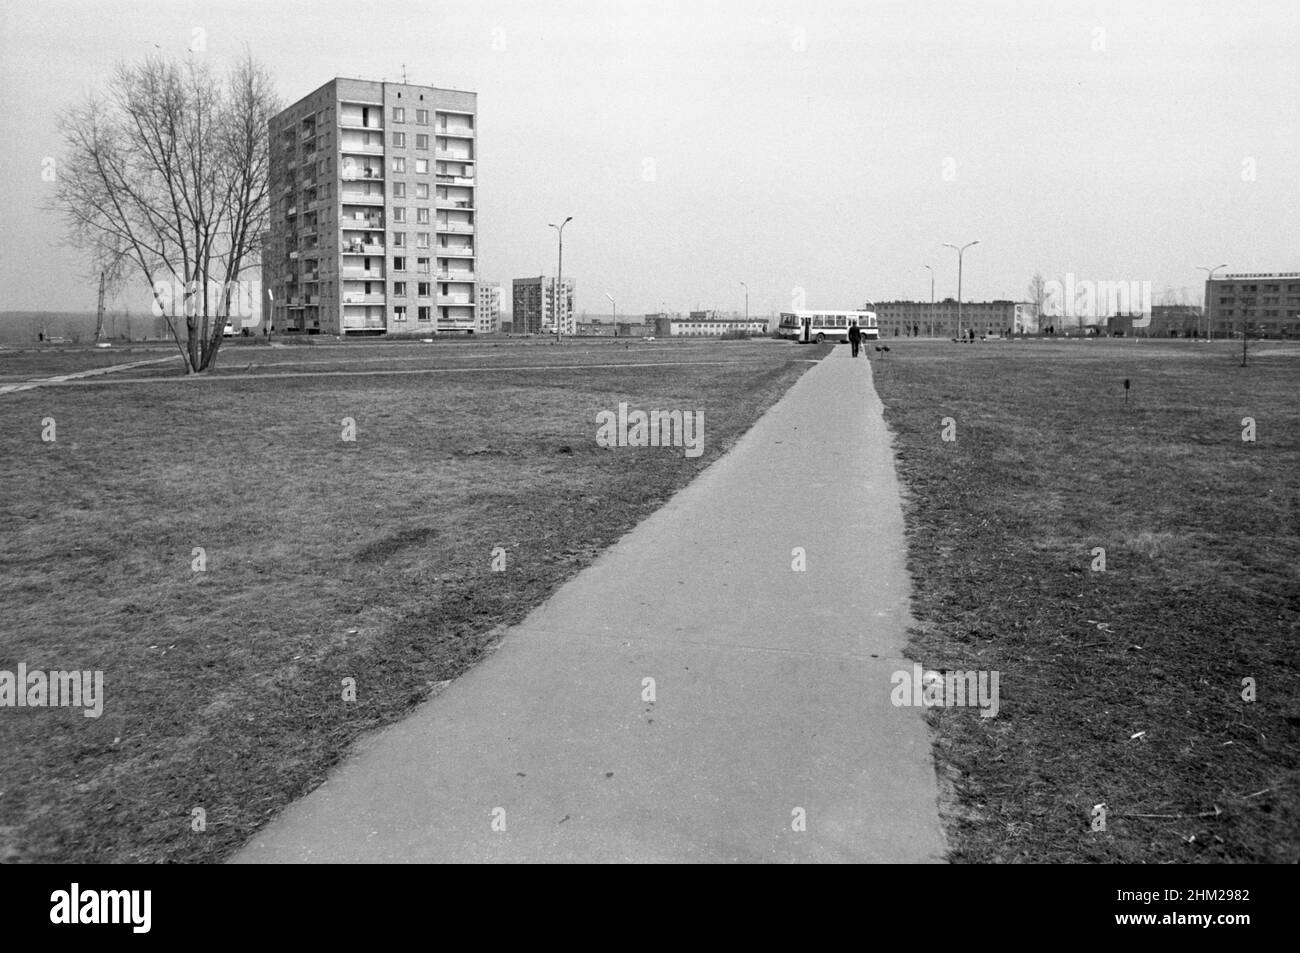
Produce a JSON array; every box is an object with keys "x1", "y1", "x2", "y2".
[
  {"x1": 342, "y1": 243, "x2": 386, "y2": 255},
  {"x1": 435, "y1": 175, "x2": 475, "y2": 186},
  {"x1": 286, "y1": 205, "x2": 297, "y2": 217},
  {"x1": 341, "y1": 142, "x2": 384, "y2": 155},
  {"x1": 438, "y1": 246, "x2": 474, "y2": 257},
  {"x1": 343, "y1": 294, "x2": 386, "y2": 305},
  {"x1": 436, "y1": 126, "x2": 475, "y2": 138},
  {"x1": 341, "y1": 168, "x2": 384, "y2": 181},
  {"x1": 341, "y1": 269, "x2": 385, "y2": 280},
  {"x1": 437, "y1": 294, "x2": 474, "y2": 306},
  {"x1": 437, "y1": 223, "x2": 474, "y2": 234}
]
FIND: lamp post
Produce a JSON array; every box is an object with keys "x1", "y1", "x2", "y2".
[
  {"x1": 1196, "y1": 263, "x2": 1227, "y2": 342},
  {"x1": 739, "y1": 281, "x2": 748, "y2": 323},
  {"x1": 923, "y1": 264, "x2": 935, "y2": 336},
  {"x1": 605, "y1": 292, "x2": 616, "y2": 335},
  {"x1": 943, "y1": 240, "x2": 979, "y2": 340},
  {"x1": 548, "y1": 216, "x2": 572, "y2": 342}
]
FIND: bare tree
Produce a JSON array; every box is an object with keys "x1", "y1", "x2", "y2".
[
  {"x1": 53, "y1": 53, "x2": 278, "y2": 372},
  {"x1": 1026, "y1": 273, "x2": 1047, "y2": 333}
]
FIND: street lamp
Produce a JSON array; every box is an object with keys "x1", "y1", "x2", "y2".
[
  {"x1": 605, "y1": 292, "x2": 616, "y2": 334},
  {"x1": 548, "y1": 216, "x2": 572, "y2": 343},
  {"x1": 739, "y1": 281, "x2": 748, "y2": 323},
  {"x1": 942, "y1": 241, "x2": 980, "y2": 340},
  {"x1": 923, "y1": 265, "x2": 935, "y2": 336},
  {"x1": 1196, "y1": 263, "x2": 1227, "y2": 342}
]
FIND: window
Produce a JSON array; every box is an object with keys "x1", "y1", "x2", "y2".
[
  {"x1": 416, "y1": 232, "x2": 430, "y2": 248},
  {"x1": 394, "y1": 282, "x2": 407, "y2": 296},
  {"x1": 416, "y1": 208, "x2": 429, "y2": 224},
  {"x1": 394, "y1": 305, "x2": 407, "y2": 321},
  {"x1": 394, "y1": 256, "x2": 406, "y2": 271},
  {"x1": 392, "y1": 107, "x2": 405, "y2": 122},
  {"x1": 415, "y1": 158, "x2": 429, "y2": 174},
  {"x1": 416, "y1": 109, "x2": 429, "y2": 125},
  {"x1": 418, "y1": 282, "x2": 431, "y2": 297},
  {"x1": 416, "y1": 134, "x2": 429, "y2": 150},
  {"x1": 391, "y1": 156, "x2": 405, "y2": 173},
  {"x1": 418, "y1": 306, "x2": 431, "y2": 321},
  {"x1": 392, "y1": 132, "x2": 405, "y2": 148},
  {"x1": 417, "y1": 257, "x2": 430, "y2": 273},
  {"x1": 393, "y1": 232, "x2": 406, "y2": 248},
  {"x1": 393, "y1": 207, "x2": 407, "y2": 223},
  {"x1": 415, "y1": 183, "x2": 429, "y2": 199},
  {"x1": 393, "y1": 182, "x2": 406, "y2": 199}
]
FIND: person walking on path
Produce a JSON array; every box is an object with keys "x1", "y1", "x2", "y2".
[{"x1": 848, "y1": 320, "x2": 862, "y2": 357}]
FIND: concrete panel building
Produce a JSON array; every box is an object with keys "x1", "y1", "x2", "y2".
[
  {"x1": 512, "y1": 276, "x2": 575, "y2": 334},
  {"x1": 1205, "y1": 271, "x2": 1300, "y2": 339},
  {"x1": 266, "y1": 77, "x2": 477, "y2": 337},
  {"x1": 475, "y1": 281, "x2": 501, "y2": 334},
  {"x1": 873, "y1": 299, "x2": 1027, "y2": 337}
]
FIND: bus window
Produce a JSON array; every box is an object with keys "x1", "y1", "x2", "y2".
[{"x1": 837, "y1": 316, "x2": 846, "y2": 327}]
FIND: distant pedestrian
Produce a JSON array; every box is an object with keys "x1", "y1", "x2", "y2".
[{"x1": 848, "y1": 321, "x2": 861, "y2": 357}]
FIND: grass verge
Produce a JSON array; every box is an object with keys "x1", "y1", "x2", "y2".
[
  {"x1": 873, "y1": 339, "x2": 1299, "y2": 862},
  {"x1": 0, "y1": 339, "x2": 827, "y2": 862}
]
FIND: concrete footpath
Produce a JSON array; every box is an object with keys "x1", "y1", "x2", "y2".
[{"x1": 233, "y1": 345, "x2": 946, "y2": 863}]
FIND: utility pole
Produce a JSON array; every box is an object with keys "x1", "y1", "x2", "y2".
[
  {"x1": 94, "y1": 269, "x2": 107, "y2": 342},
  {"x1": 740, "y1": 281, "x2": 748, "y2": 323},
  {"x1": 549, "y1": 216, "x2": 572, "y2": 343},
  {"x1": 605, "y1": 292, "x2": 616, "y2": 335},
  {"x1": 923, "y1": 264, "x2": 934, "y2": 336},
  {"x1": 943, "y1": 240, "x2": 980, "y2": 340}
]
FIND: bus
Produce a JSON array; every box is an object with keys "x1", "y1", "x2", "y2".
[{"x1": 777, "y1": 310, "x2": 878, "y2": 344}]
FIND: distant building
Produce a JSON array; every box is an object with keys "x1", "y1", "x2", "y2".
[
  {"x1": 664, "y1": 316, "x2": 769, "y2": 337},
  {"x1": 475, "y1": 281, "x2": 501, "y2": 333},
  {"x1": 1204, "y1": 271, "x2": 1300, "y2": 339},
  {"x1": 512, "y1": 276, "x2": 575, "y2": 334},
  {"x1": 873, "y1": 299, "x2": 1029, "y2": 337},
  {"x1": 266, "y1": 76, "x2": 477, "y2": 337},
  {"x1": 1107, "y1": 305, "x2": 1201, "y2": 338},
  {"x1": 574, "y1": 322, "x2": 615, "y2": 336},
  {"x1": 617, "y1": 322, "x2": 652, "y2": 337}
]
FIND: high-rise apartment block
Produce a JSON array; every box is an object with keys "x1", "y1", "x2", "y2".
[
  {"x1": 475, "y1": 282, "x2": 501, "y2": 334},
  {"x1": 266, "y1": 77, "x2": 477, "y2": 336},
  {"x1": 512, "y1": 276, "x2": 576, "y2": 335}
]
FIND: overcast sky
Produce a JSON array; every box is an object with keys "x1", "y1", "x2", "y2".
[{"x1": 2, "y1": 0, "x2": 1297, "y2": 316}]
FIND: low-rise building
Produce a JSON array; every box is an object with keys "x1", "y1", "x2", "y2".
[
  {"x1": 873, "y1": 299, "x2": 1028, "y2": 337},
  {"x1": 1205, "y1": 271, "x2": 1300, "y2": 338}
]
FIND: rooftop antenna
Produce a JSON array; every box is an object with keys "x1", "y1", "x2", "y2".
[{"x1": 401, "y1": 64, "x2": 408, "y2": 84}]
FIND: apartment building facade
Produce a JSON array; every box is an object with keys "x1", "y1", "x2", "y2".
[
  {"x1": 265, "y1": 77, "x2": 477, "y2": 337},
  {"x1": 475, "y1": 282, "x2": 502, "y2": 334},
  {"x1": 512, "y1": 276, "x2": 575, "y2": 334}
]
